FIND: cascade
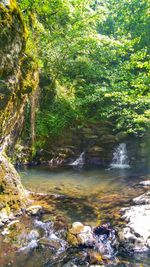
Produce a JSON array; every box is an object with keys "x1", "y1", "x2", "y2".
[
  {"x1": 110, "y1": 143, "x2": 130, "y2": 168},
  {"x1": 70, "y1": 152, "x2": 85, "y2": 167}
]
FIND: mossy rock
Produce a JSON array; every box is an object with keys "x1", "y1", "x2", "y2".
[{"x1": 0, "y1": 154, "x2": 27, "y2": 213}]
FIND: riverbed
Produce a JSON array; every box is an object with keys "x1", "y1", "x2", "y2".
[{"x1": 0, "y1": 164, "x2": 150, "y2": 266}]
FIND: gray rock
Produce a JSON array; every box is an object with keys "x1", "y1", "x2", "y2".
[
  {"x1": 133, "y1": 191, "x2": 150, "y2": 205},
  {"x1": 139, "y1": 180, "x2": 150, "y2": 187},
  {"x1": 120, "y1": 204, "x2": 150, "y2": 252},
  {"x1": 77, "y1": 226, "x2": 94, "y2": 246}
]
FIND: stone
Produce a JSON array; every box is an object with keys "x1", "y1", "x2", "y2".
[
  {"x1": 7, "y1": 220, "x2": 19, "y2": 228},
  {"x1": 1, "y1": 227, "x2": 10, "y2": 236},
  {"x1": 67, "y1": 232, "x2": 78, "y2": 246},
  {"x1": 87, "y1": 146, "x2": 104, "y2": 156},
  {"x1": 88, "y1": 251, "x2": 103, "y2": 265},
  {"x1": 53, "y1": 215, "x2": 68, "y2": 231},
  {"x1": 0, "y1": 155, "x2": 27, "y2": 213},
  {"x1": 0, "y1": 208, "x2": 10, "y2": 224},
  {"x1": 27, "y1": 230, "x2": 39, "y2": 240},
  {"x1": 39, "y1": 237, "x2": 61, "y2": 250},
  {"x1": 69, "y1": 223, "x2": 94, "y2": 246},
  {"x1": 77, "y1": 226, "x2": 94, "y2": 246},
  {"x1": 69, "y1": 222, "x2": 84, "y2": 235},
  {"x1": 119, "y1": 204, "x2": 150, "y2": 252},
  {"x1": 133, "y1": 191, "x2": 150, "y2": 205},
  {"x1": 139, "y1": 181, "x2": 150, "y2": 187},
  {"x1": 26, "y1": 205, "x2": 43, "y2": 216}
]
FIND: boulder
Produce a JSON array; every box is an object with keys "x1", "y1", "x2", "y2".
[
  {"x1": 133, "y1": 191, "x2": 150, "y2": 205},
  {"x1": 77, "y1": 226, "x2": 94, "y2": 246},
  {"x1": 68, "y1": 222, "x2": 117, "y2": 258},
  {"x1": 0, "y1": 154, "x2": 27, "y2": 224},
  {"x1": 26, "y1": 205, "x2": 43, "y2": 216},
  {"x1": 119, "y1": 204, "x2": 150, "y2": 252},
  {"x1": 69, "y1": 222, "x2": 84, "y2": 235},
  {"x1": 139, "y1": 180, "x2": 150, "y2": 187}
]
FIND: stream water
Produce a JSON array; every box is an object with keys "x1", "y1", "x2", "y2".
[{"x1": 1, "y1": 162, "x2": 150, "y2": 266}]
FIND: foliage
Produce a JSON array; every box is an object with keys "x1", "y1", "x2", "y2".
[
  {"x1": 18, "y1": 0, "x2": 150, "y2": 143},
  {"x1": 35, "y1": 97, "x2": 78, "y2": 147}
]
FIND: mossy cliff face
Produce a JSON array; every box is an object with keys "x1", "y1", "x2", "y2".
[
  {"x1": 0, "y1": 0, "x2": 39, "y2": 149},
  {"x1": 0, "y1": 0, "x2": 39, "y2": 215},
  {"x1": 0, "y1": 154, "x2": 26, "y2": 214}
]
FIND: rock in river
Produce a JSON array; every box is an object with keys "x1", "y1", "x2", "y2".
[
  {"x1": 139, "y1": 180, "x2": 150, "y2": 187},
  {"x1": 68, "y1": 222, "x2": 117, "y2": 259},
  {"x1": 133, "y1": 191, "x2": 150, "y2": 205},
  {"x1": 119, "y1": 204, "x2": 150, "y2": 252},
  {"x1": 26, "y1": 205, "x2": 43, "y2": 216}
]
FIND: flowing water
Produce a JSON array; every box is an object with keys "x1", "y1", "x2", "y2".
[
  {"x1": 69, "y1": 152, "x2": 85, "y2": 168},
  {"x1": 110, "y1": 143, "x2": 130, "y2": 169},
  {"x1": 1, "y1": 162, "x2": 150, "y2": 266}
]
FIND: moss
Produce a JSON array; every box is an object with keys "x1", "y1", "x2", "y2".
[
  {"x1": 0, "y1": 0, "x2": 39, "y2": 143},
  {"x1": 0, "y1": 0, "x2": 39, "y2": 215}
]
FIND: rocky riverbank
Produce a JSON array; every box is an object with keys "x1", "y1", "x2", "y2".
[{"x1": 118, "y1": 180, "x2": 150, "y2": 253}]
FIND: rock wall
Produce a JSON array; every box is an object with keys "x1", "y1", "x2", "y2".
[
  {"x1": 0, "y1": 0, "x2": 39, "y2": 150},
  {"x1": 0, "y1": 0, "x2": 39, "y2": 214},
  {"x1": 36, "y1": 122, "x2": 118, "y2": 167}
]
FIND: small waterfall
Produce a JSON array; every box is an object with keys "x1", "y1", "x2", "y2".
[
  {"x1": 110, "y1": 143, "x2": 130, "y2": 169},
  {"x1": 70, "y1": 152, "x2": 85, "y2": 167}
]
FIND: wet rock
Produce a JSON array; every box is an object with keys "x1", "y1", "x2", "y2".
[
  {"x1": 0, "y1": 155, "x2": 27, "y2": 218},
  {"x1": 42, "y1": 214, "x2": 55, "y2": 223},
  {"x1": 76, "y1": 226, "x2": 92, "y2": 244},
  {"x1": 139, "y1": 180, "x2": 150, "y2": 187},
  {"x1": 53, "y1": 215, "x2": 68, "y2": 231},
  {"x1": 69, "y1": 222, "x2": 84, "y2": 235},
  {"x1": 68, "y1": 222, "x2": 117, "y2": 259},
  {"x1": 28, "y1": 229, "x2": 40, "y2": 240},
  {"x1": 119, "y1": 204, "x2": 150, "y2": 252},
  {"x1": 77, "y1": 226, "x2": 94, "y2": 246},
  {"x1": 26, "y1": 205, "x2": 43, "y2": 216},
  {"x1": 0, "y1": 208, "x2": 10, "y2": 224},
  {"x1": 88, "y1": 251, "x2": 103, "y2": 265},
  {"x1": 1, "y1": 227, "x2": 10, "y2": 236},
  {"x1": 87, "y1": 146, "x2": 104, "y2": 157},
  {"x1": 67, "y1": 232, "x2": 78, "y2": 246},
  {"x1": 18, "y1": 239, "x2": 38, "y2": 252},
  {"x1": 39, "y1": 237, "x2": 61, "y2": 250},
  {"x1": 133, "y1": 191, "x2": 150, "y2": 205},
  {"x1": 63, "y1": 262, "x2": 78, "y2": 267},
  {"x1": 7, "y1": 220, "x2": 19, "y2": 228}
]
